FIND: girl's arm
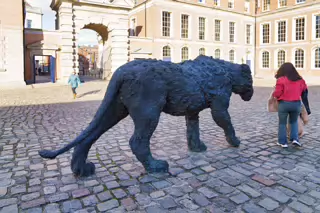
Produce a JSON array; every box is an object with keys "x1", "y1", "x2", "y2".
[
  {"x1": 272, "y1": 78, "x2": 284, "y2": 98},
  {"x1": 301, "y1": 89, "x2": 311, "y2": 115}
]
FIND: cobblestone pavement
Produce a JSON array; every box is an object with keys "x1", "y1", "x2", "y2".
[{"x1": 0, "y1": 81, "x2": 320, "y2": 213}]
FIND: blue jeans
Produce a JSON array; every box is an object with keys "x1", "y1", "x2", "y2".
[{"x1": 278, "y1": 101, "x2": 301, "y2": 145}]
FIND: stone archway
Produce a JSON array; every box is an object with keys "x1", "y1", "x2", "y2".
[{"x1": 51, "y1": 0, "x2": 133, "y2": 83}]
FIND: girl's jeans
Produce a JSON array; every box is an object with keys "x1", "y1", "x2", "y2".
[
  {"x1": 278, "y1": 101, "x2": 301, "y2": 145},
  {"x1": 72, "y1": 87, "x2": 77, "y2": 94}
]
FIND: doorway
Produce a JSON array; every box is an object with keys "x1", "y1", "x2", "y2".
[{"x1": 33, "y1": 55, "x2": 56, "y2": 84}]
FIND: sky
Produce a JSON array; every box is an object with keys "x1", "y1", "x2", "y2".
[{"x1": 30, "y1": 0, "x2": 98, "y2": 45}]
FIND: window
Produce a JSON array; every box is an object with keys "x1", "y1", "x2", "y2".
[
  {"x1": 129, "y1": 18, "x2": 136, "y2": 36},
  {"x1": 262, "y1": 51, "x2": 270, "y2": 68},
  {"x1": 229, "y1": 22, "x2": 235, "y2": 43},
  {"x1": 278, "y1": 0, "x2": 287, "y2": 7},
  {"x1": 181, "y1": 14, "x2": 189, "y2": 39},
  {"x1": 277, "y1": 50, "x2": 285, "y2": 68},
  {"x1": 263, "y1": 0, "x2": 270, "y2": 11},
  {"x1": 295, "y1": 49, "x2": 304, "y2": 68},
  {"x1": 295, "y1": 17, "x2": 305, "y2": 40},
  {"x1": 213, "y1": 0, "x2": 220, "y2": 6},
  {"x1": 262, "y1": 23, "x2": 270, "y2": 43},
  {"x1": 228, "y1": 0, "x2": 234, "y2": 8},
  {"x1": 199, "y1": 17, "x2": 206, "y2": 40},
  {"x1": 181, "y1": 47, "x2": 189, "y2": 62},
  {"x1": 215, "y1": 20, "x2": 221, "y2": 41},
  {"x1": 315, "y1": 48, "x2": 320, "y2": 68},
  {"x1": 315, "y1": 15, "x2": 320, "y2": 39},
  {"x1": 277, "y1": 21, "x2": 286, "y2": 42},
  {"x1": 162, "y1": 11, "x2": 171, "y2": 37},
  {"x1": 244, "y1": 1, "x2": 250, "y2": 13},
  {"x1": 215, "y1": 49, "x2": 221, "y2": 59},
  {"x1": 229, "y1": 50, "x2": 235, "y2": 63},
  {"x1": 163, "y1": 46, "x2": 171, "y2": 62},
  {"x1": 296, "y1": 0, "x2": 305, "y2": 3},
  {"x1": 198, "y1": 0, "x2": 205, "y2": 3},
  {"x1": 246, "y1": 24, "x2": 251, "y2": 44},
  {"x1": 199, "y1": 48, "x2": 205, "y2": 55},
  {"x1": 27, "y1": 19, "x2": 32, "y2": 28}
]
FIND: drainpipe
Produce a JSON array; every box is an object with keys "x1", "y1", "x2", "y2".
[{"x1": 144, "y1": 0, "x2": 147, "y2": 37}]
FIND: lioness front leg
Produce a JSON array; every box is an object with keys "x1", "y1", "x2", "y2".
[
  {"x1": 185, "y1": 113, "x2": 207, "y2": 152},
  {"x1": 211, "y1": 99, "x2": 240, "y2": 147}
]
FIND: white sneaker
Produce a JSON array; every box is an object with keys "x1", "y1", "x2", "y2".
[
  {"x1": 292, "y1": 140, "x2": 302, "y2": 147},
  {"x1": 277, "y1": 143, "x2": 288, "y2": 148}
]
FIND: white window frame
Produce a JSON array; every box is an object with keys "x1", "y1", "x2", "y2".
[
  {"x1": 229, "y1": 49, "x2": 236, "y2": 63},
  {"x1": 278, "y1": 0, "x2": 287, "y2": 8},
  {"x1": 261, "y1": 50, "x2": 270, "y2": 69},
  {"x1": 198, "y1": 16, "x2": 207, "y2": 41},
  {"x1": 244, "y1": 1, "x2": 250, "y2": 13},
  {"x1": 262, "y1": 0, "x2": 270, "y2": 12},
  {"x1": 213, "y1": 0, "x2": 220, "y2": 6},
  {"x1": 228, "y1": 0, "x2": 234, "y2": 9},
  {"x1": 198, "y1": 0, "x2": 206, "y2": 3},
  {"x1": 275, "y1": 19, "x2": 288, "y2": 43},
  {"x1": 181, "y1": 46, "x2": 190, "y2": 62},
  {"x1": 162, "y1": 45, "x2": 173, "y2": 62},
  {"x1": 312, "y1": 13, "x2": 320, "y2": 40},
  {"x1": 214, "y1": 49, "x2": 221, "y2": 59},
  {"x1": 161, "y1": 10, "x2": 173, "y2": 38},
  {"x1": 311, "y1": 46, "x2": 320, "y2": 69},
  {"x1": 274, "y1": 49, "x2": 287, "y2": 69},
  {"x1": 199, "y1": 47, "x2": 206, "y2": 55},
  {"x1": 292, "y1": 15, "x2": 307, "y2": 42},
  {"x1": 292, "y1": 48, "x2": 305, "y2": 70},
  {"x1": 246, "y1": 24, "x2": 253, "y2": 45},
  {"x1": 260, "y1": 22, "x2": 271, "y2": 45},
  {"x1": 214, "y1": 19, "x2": 223, "y2": 42},
  {"x1": 296, "y1": 0, "x2": 306, "y2": 5},
  {"x1": 229, "y1": 21, "x2": 236, "y2": 43},
  {"x1": 180, "y1": 13, "x2": 191, "y2": 39}
]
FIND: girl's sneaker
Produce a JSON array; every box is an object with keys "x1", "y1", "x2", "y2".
[
  {"x1": 277, "y1": 143, "x2": 288, "y2": 148},
  {"x1": 292, "y1": 140, "x2": 302, "y2": 147}
]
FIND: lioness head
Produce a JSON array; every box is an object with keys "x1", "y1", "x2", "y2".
[{"x1": 232, "y1": 64, "x2": 254, "y2": 101}]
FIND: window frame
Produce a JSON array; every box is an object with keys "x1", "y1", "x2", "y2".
[
  {"x1": 261, "y1": 50, "x2": 270, "y2": 69},
  {"x1": 292, "y1": 15, "x2": 307, "y2": 42},
  {"x1": 275, "y1": 19, "x2": 288, "y2": 43}
]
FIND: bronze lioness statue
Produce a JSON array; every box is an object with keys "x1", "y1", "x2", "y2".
[{"x1": 39, "y1": 55, "x2": 253, "y2": 177}]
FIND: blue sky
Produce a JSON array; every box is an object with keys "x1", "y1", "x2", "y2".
[{"x1": 31, "y1": 0, "x2": 98, "y2": 45}]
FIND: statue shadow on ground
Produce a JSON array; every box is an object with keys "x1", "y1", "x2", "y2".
[{"x1": 77, "y1": 90, "x2": 101, "y2": 98}]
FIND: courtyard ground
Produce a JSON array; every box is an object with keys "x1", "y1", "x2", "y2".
[{"x1": 0, "y1": 80, "x2": 320, "y2": 213}]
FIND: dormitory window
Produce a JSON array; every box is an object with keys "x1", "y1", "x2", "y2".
[
  {"x1": 295, "y1": 17, "x2": 305, "y2": 40},
  {"x1": 199, "y1": 17, "x2": 206, "y2": 40},
  {"x1": 279, "y1": 0, "x2": 287, "y2": 7},
  {"x1": 315, "y1": 48, "x2": 320, "y2": 68},
  {"x1": 229, "y1": 22, "x2": 235, "y2": 43},
  {"x1": 213, "y1": 0, "x2": 219, "y2": 6},
  {"x1": 246, "y1": 25, "x2": 251, "y2": 44},
  {"x1": 262, "y1": 51, "x2": 270, "y2": 68},
  {"x1": 262, "y1": 23, "x2": 270, "y2": 43},
  {"x1": 229, "y1": 50, "x2": 235, "y2": 63},
  {"x1": 244, "y1": 1, "x2": 250, "y2": 13},
  {"x1": 263, "y1": 0, "x2": 270, "y2": 11},
  {"x1": 215, "y1": 49, "x2": 220, "y2": 59},
  {"x1": 199, "y1": 48, "x2": 205, "y2": 55},
  {"x1": 181, "y1": 47, "x2": 189, "y2": 62},
  {"x1": 315, "y1": 15, "x2": 320, "y2": 39},
  {"x1": 296, "y1": 0, "x2": 305, "y2": 3},
  {"x1": 277, "y1": 21, "x2": 286, "y2": 42},
  {"x1": 162, "y1": 11, "x2": 171, "y2": 37},
  {"x1": 228, "y1": 0, "x2": 234, "y2": 8},
  {"x1": 277, "y1": 50, "x2": 286, "y2": 68},
  {"x1": 162, "y1": 46, "x2": 171, "y2": 62},
  {"x1": 181, "y1": 14, "x2": 189, "y2": 39},
  {"x1": 295, "y1": 49, "x2": 304, "y2": 68},
  {"x1": 215, "y1": 20, "x2": 221, "y2": 41}
]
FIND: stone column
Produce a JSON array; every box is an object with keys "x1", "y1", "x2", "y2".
[
  {"x1": 108, "y1": 18, "x2": 129, "y2": 80},
  {"x1": 57, "y1": 2, "x2": 74, "y2": 84}
]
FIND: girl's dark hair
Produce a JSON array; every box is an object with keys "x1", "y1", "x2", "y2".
[{"x1": 274, "y1": 62, "x2": 302, "y2": 81}]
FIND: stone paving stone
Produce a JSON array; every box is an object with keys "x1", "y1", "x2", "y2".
[
  {"x1": 152, "y1": 180, "x2": 172, "y2": 189},
  {"x1": 48, "y1": 193, "x2": 69, "y2": 203},
  {"x1": 62, "y1": 200, "x2": 82, "y2": 212},
  {"x1": 159, "y1": 197, "x2": 177, "y2": 209},
  {"x1": 237, "y1": 184, "x2": 261, "y2": 198},
  {"x1": 150, "y1": 190, "x2": 165, "y2": 199},
  {"x1": 179, "y1": 198, "x2": 199, "y2": 210},
  {"x1": 288, "y1": 201, "x2": 313, "y2": 213},
  {"x1": 261, "y1": 188, "x2": 290, "y2": 203},
  {"x1": 190, "y1": 193, "x2": 210, "y2": 207},
  {"x1": 97, "y1": 191, "x2": 112, "y2": 201},
  {"x1": 242, "y1": 203, "x2": 266, "y2": 213},
  {"x1": 72, "y1": 188, "x2": 91, "y2": 198},
  {"x1": 298, "y1": 194, "x2": 316, "y2": 206},
  {"x1": 197, "y1": 187, "x2": 218, "y2": 198},
  {"x1": 280, "y1": 180, "x2": 307, "y2": 193},
  {"x1": 229, "y1": 192, "x2": 250, "y2": 204},
  {"x1": 120, "y1": 198, "x2": 137, "y2": 211},
  {"x1": 0, "y1": 204, "x2": 18, "y2": 213},
  {"x1": 309, "y1": 190, "x2": 320, "y2": 199},
  {"x1": 251, "y1": 175, "x2": 275, "y2": 186},
  {"x1": 97, "y1": 199, "x2": 119, "y2": 211},
  {"x1": 21, "y1": 192, "x2": 40, "y2": 201},
  {"x1": 258, "y1": 198, "x2": 279, "y2": 211},
  {"x1": 82, "y1": 195, "x2": 99, "y2": 206},
  {"x1": 0, "y1": 198, "x2": 17, "y2": 208},
  {"x1": 44, "y1": 203, "x2": 61, "y2": 213},
  {"x1": 20, "y1": 198, "x2": 46, "y2": 210},
  {"x1": 112, "y1": 188, "x2": 127, "y2": 199},
  {"x1": 105, "y1": 181, "x2": 120, "y2": 189}
]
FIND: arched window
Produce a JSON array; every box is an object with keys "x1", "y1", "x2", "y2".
[
  {"x1": 214, "y1": 49, "x2": 220, "y2": 59},
  {"x1": 262, "y1": 51, "x2": 270, "y2": 68},
  {"x1": 315, "y1": 48, "x2": 320, "y2": 68},
  {"x1": 277, "y1": 50, "x2": 285, "y2": 68},
  {"x1": 295, "y1": 49, "x2": 304, "y2": 68},
  {"x1": 162, "y1": 46, "x2": 171, "y2": 62},
  {"x1": 181, "y1": 47, "x2": 189, "y2": 62},
  {"x1": 229, "y1": 50, "x2": 235, "y2": 63},
  {"x1": 199, "y1": 48, "x2": 205, "y2": 55}
]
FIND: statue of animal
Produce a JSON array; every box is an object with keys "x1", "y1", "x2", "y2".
[{"x1": 38, "y1": 55, "x2": 254, "y2": 177}]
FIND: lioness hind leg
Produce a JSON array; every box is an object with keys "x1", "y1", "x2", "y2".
[
  {"x1": 129, "y1": 107, "x2": 169, "y2": 173},
  {"x1": 186, "y1": 113, "x2": 207, "y2": 152}
]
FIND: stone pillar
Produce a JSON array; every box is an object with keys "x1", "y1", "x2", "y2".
[
  {"x1": 57, "y1": 2, "x2": 75, "y2": 84},
  {"x1": 108, "y1": 19, "x2": 129, "y2": 79}
]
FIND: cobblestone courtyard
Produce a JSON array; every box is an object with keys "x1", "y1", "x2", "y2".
[{"x1": 0, "y1": 81, "x2": 320, "y2": 213}]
